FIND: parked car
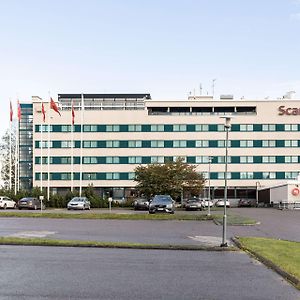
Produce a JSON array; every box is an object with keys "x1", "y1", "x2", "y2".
[
  {"x1": 215, "y1": 199, "x2": 230, "y2": 207},
  {"x1": 149, "y1": 195, "x2": 175, "y2": 214},
  {"x1": 133, "y1": 198, "x2": 149, "y2": 210},
  {"x1": 200, "y1": 198, "x2": 214, "y2": 208},
  {"x1": 0, "y1": 196, "x2": 17, "y2": 209},
  {"x1": 67, "y1": 197, "x2": 91, "y2": 210},
  {"x1": 185, "y1": 198, "x2": 203, "y2": 211},
  {"x1": 238, "y1": 198, "x2": 256, "y2": 207},
  {"x1": 18, "y1": 197, "x2": 45, "y2": 210}
]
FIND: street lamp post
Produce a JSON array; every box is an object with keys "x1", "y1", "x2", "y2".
[
  {"x1": 207, "y1": 156, "x2": 213, "y2": 216},
  {"x1": 220, "y1": 117, "x2": 231, "y2": 247},
  {"x1": 256, "y1": 181, "x2": 260, "y2": 207}
]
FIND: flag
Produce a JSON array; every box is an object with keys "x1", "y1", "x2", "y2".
[
  {"x1": 41, "y1": 102, "x2": 46, "y2": 122},
  {"x1": 71, "y1": 101, "x2": 75, "y2": 125},
  {"x1": 50, "y1": 98, "x2": 61, "y2": 116},
  {"x1": 10, "y1": 101, "x2": 13, "y2": 122},
  {"x1": 17, "y1": 100, "x2": 21, "y2": 121}
]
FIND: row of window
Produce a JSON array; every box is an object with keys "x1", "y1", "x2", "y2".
[
  {"x1": 35, "y1": 139, "x2": 300, "y2": 148},
  {"x1": 35, "y1": 123, "x2": 300, "y2": 133},
  {"x1": 35, "y1": 155, "x2": 300, "y2": 165},
  {"x1": 35, "y1": 171, "x2": 299, "y2": 181}
]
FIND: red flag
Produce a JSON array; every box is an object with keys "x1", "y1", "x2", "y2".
[
  {"x1": 17, "y1": 100, "x2": 21, "y2": 121},
  {"x1": 50, "y1": 98, "x2": 61, "y2": 116},
  {"x1": 71, "y1": 101, "x2": 75, "y2": 125},
  {"x1": 41, "y1": 102, "x2": 46, "y2": 122},
  {"x1": 10, "y1": 101, "x2": 13, "y2": 122}
]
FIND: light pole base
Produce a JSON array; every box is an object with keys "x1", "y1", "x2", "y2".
[{"x1": 220, "y1": 242, "x2": 228, "y2": 247}]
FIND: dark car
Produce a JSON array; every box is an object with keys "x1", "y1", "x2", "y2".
[
  {"x1": 133, "y1": 198, "x2": 149, "y2": 210},
  {"x1": 185, "y1": 198, "x2": 203, "y2": 211},
  {"x1": 238, "y1": 198, "x2": 256, "y2": 207},
  {"x1": 18, "y1": 197, "x2": 45, "y2": 210},
  {"x1": 149, "y1": 195, "x2": 175, "y2": 214}
]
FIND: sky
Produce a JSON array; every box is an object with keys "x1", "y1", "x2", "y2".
[{"x1": 0, "y1": 0, "x2": 300, "y2": 137}]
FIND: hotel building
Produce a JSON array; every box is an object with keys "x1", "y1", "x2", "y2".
[{"x1": 19, "y1": 93, "x2": 300, "y2": 200}]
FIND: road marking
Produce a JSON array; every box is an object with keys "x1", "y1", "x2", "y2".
[
  {"x1": 188, "y1": 235, "x2": 232, "y2": 246},
  {"x1": 9, "y1": 231, "x2": 56, "y2": 238}
]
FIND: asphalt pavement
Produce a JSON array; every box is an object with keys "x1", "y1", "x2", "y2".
[{"x1": 0, "y1": 245, "x2": 298, "y2": 300}]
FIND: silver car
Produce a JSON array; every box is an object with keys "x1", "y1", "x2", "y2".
[
  {"x1": 185, "y1": 198, "x2": 203, "y2": 211},
  {"x1": 149, "y1": 195, "x2": 175, "y2": 214},
  {"x1": 67, "y1": 197, "x2": 91, "y2": 210}
]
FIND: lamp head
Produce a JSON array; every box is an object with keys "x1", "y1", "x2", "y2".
[{"x1": 220, "y1": 116, "x2": 232, "y2": 129}]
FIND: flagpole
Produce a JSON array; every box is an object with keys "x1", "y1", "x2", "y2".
[
  {"x1": 79, "y1": 94, "x2": 84, "y2": 197},
  {"x1": 71, "y1": 100, "x2": 74, "y2": 192},
  {"x1": 9, "y1": 100, "x2": 12, "y2": 191},
  {"x1": 40, "y1": 99, "x2": 43, "y2": 192},
  {"x1": 14, "y1": 101, "x2": 18, "y2": 195},
  {"x1": 47, "y1": 97, "x2": 50, "y2": 202},
  {"x1": 17, "y1": 101, "x2": 21, "y2": 192}
]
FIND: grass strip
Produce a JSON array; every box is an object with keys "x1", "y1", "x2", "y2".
[
  {"x1": 0, "y1": 211, "x2": 214, "y2": 221},
  {"x1": 0, "y1": 237, "x2": 236, "y2": 251},
  {"x1": 236, "y1": 237, "x2": 300, "y2": 290},
  {"x1": 213, "y1": 214, "x2": 257, "y2": 226}
]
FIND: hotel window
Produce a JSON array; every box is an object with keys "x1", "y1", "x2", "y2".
[
  {"x1": 151, "y1": 140, "x2": 164, "y2": 147},
  {"x1": 106, "y1": 157, "x2": 120, "y2": 164},
  {"x1": 128, "y1": 156, "x2": 142, "y2": 164},
  {"x1": 173, "y1": 124, "x2": 187, "y2": 131},
  {"x1": 61, "y1": 125, "x2": 70, "y2": 132},
  {"x1": 217, "y1": 124, "x2": 225, "y2": 131},
  {"x1": 240, "y1": 140, "x2": 253, "y2": 147},
  {"x1": 285, "y1": 156, "x2": 298, "y2": 163},
  {"x1": 61, "y1": 157, "x2": 71, "y2": 164},
  {"x1": 262, "y1": 140, "x2": 275, "y2": 147},
  {"x1": 262, "y1": 156, "x2": 276, "y2": 163},
  {"x1": 285, "y1": 172, "x2": 298, "y2": 179},
  {"x1": 151, "y1": 124, "x2": 164, "y2": 132},
  {"x1": 83, "y1": 173, "x2": 97, "y2": 180},
  {"x1": 61, "y1": 173, "x2": 71, "y2": 180},
  {"x1": 284, "y1": 140, "x2": 298, "y2": 147},
  {"x1": 195, "y1": 140, "x2": 209, "y2": 147},
  {"x1": 173, "y1": 156, "x2": 187, "y2": 163},
  {"x1": 173, "y1": 140, "x2": 187, "y2": 147},
  {"x1": 151, "y1": 156, "x2": 164, "y2": 163},
  {"x1": 217, "y1": 140, "x2": 231, "y2": 147},
  {"x1": 195, "y1": 156, "x2": 210, "y2": 163},
  {"x1": 263, "y1": 172, "x2": 276, "y2": 179},
  {"x1": 106, "y1": 173, "x2": 120, "y2": 180},
  {"x1": 240, "y1": 124, "x2": 253, "y2": 131},
  {"x1": 128, "y1": 172, "x2": 135, "y2": 180},
  {"x1": 240, "y1": 156, "x2": 253, "y2": 163},
  {"x1": 106, "y1": 125, "x2": 120, "y2": 132},
  {"x1": 262, "y1": 124, "x2": 276, "y2": 131},
  {"x1": 284, "y1": 124, "x2": 298, "y2": 131},
  {"x1": 128, "y1": 140, "x2": 142, "y2": 148},
  {"x1": 106, "y1": 141, "x2": 120, "y2": 148},
  {"x1": 195, "y1": 124, "x2": 209, "y2": 131},
  {"x1": 61, "y1": 141, "x2": 72, "y2": 148},
  {"x1": 218, "y1": 172, "x2": 232, "y2": 179},
  {"x1": 84, "y1": 141, "x2": 97, "y2": 148},
  {"x1": 128, "y1": 125, "x2": 142, "y2": 132},
  {"x1": 240, "y1": 172, "x2": 254, "y2": 179}
]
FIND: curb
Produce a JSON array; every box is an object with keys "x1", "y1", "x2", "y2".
[
  {"x1": 0, "y1": 239, "x2": 237, "y2": 252},
  {"x1": 231, "y1": 236, "x2": 299, "y2": 289}
]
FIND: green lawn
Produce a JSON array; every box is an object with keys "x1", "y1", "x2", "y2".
[
  {"x1": 0, "y1": 237, "x2": 235, "y2": 251},
  {"x1": 0, "y1": 211, "x2": 213, "y2": 221},
  {"x1": 213, "y1": 214, "x2": 257, "y2": 225},
  {"x1": 238, "y1": 237, "x2": 300, "y2": 289}
]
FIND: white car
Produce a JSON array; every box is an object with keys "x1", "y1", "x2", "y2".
[
  {"x1": 0, "y1": 196, "x2": 17, "y2": 209},
  {"x1": 201, "y1": 199, "x2": 214, "y2": 208},
  {"x1": 215, "y1": 199, "x2": 230, "y2": 207}
]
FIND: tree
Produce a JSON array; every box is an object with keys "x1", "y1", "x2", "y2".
[
  {"x1": 0, "y1": 126, "x2": 16, "y2": 189},
  {"x1": 134, "y1": 157, "x2": 206, "y2": 199}
]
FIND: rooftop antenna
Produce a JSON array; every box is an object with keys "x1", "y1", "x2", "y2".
[
  {"x1": 212, "y1": 79, "x2": 217, "y2": 97},
  {"x1": 199, "y1": 83, "x2": 202, "y2": 95}
]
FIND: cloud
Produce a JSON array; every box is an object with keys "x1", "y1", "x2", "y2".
[{"x1": 290, "y1": 12, "x2": 300, "y2": 20}]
